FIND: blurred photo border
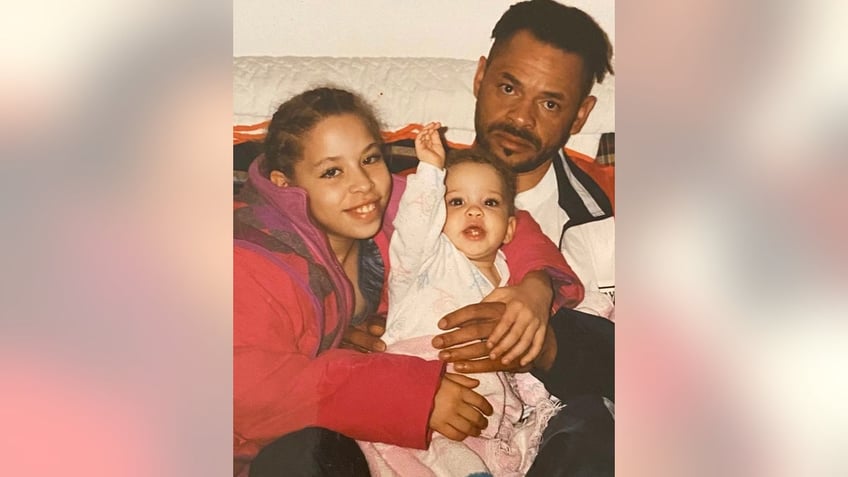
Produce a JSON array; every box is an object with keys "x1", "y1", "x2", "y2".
[{"x1": 2, "y1": 0, "x2": 846, "y2": 475}]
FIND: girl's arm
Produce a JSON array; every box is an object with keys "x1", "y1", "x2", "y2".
[{"x1": 234, "y1": 246, "x2": 444, "y2": 458}]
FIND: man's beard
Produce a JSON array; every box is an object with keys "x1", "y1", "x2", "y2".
[
  {"x1": 505, "y1": 144, "x2": 562, "y2": 173},
  {"x1": 475, "y1": 118, "x2": 568, "y2": 174}
]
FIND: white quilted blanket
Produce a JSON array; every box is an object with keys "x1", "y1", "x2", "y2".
[{"x1": 233, "y1": 56, "x2": 614, "y2": 156}]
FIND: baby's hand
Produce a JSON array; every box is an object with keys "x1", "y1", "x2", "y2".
[{"x1": 415, "y1": 121, "x2": 446, "y2": 168}]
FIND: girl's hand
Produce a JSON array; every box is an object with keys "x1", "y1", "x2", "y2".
[
  {"x1": 340, "y1": 313, "x2": 387, "y2": 353},
  {"x1": 414, "y1": 121, "x2": 446, "y2": 168},
  {"x1": 429, "y1": 373, "x2": 493, "y2": 441},
  {"x1": 482, "y1": 271, "x2": 553, "y2": 366}
]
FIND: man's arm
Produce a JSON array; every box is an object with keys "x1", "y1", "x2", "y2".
[
  {"x1": 484, "y1": 210, "x2": 585, "y2": 366},
  {"x1": 432, "y1": 303, "x2": 614, "y2": 401}
]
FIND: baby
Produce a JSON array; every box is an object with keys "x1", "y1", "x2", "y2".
[{"x1": 358, "y1": 123, "x2": 559, "y2": 476}]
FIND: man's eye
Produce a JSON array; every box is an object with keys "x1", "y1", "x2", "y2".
[
  {"x1": 543, "y1": 100, "x2": 560, "y2": 111},
  {"x1": 499, "y1": 84, "x2": 514, "y2": 94},
  {"x1": 363, "y1": 154, "x2": 383, "y2": 165},
  {"x1": 484, "y1": 198, "x2": 500, "y2": 207},
  {"x1": 320, "y1": 168, "x2": 342, "y2": 179},
  {"x1": 448, "y1": 198, "x2": 464, "y2": 206}
]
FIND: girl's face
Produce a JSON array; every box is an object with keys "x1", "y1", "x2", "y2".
[
  {"x1": 443, "y1": 161, "x2": 516, "y2": 264},
  {"x1": 287, "y1": 114, "x2": 391, "y2": 249}
]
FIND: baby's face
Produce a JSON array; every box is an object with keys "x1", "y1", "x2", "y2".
[{"x1": 443, "y1": 162, "x2": 516, "y2": 264}]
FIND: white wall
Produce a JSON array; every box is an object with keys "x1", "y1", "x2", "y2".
[{"x1": 234, "y1": 0, "x2": 614, "y2": 60}]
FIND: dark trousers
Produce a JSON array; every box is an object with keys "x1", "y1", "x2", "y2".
[
  {"x1": 248, "y1": 427, "x2": 370, "y2": 477},
  {"x1": 526, "y1": 394, "x2": 615, "y2": 477}
]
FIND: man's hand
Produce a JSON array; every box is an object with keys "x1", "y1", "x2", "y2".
[
  {"x1": 482, "y1": 271, "x2": 553, "y2": 366},
  {"x1": 429, "y1": 373, "x2": 494, "y2": 441},
  {"x1": 340, "y1": 313, "x2": 387, "y2": 353},
  {"x1": 431, "y1": 302, "x2": 532, "y2": 373}
]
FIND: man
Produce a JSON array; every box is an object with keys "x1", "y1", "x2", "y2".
[
  {"x1": 473, "y1": 0, "x2": 615, "y2": 318},
  {"x1": 435, "y1": 1, "x2": 616, "y2": 475}
]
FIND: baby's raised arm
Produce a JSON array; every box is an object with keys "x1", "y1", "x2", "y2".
[{"x1": 414, "y1": 121, "x2": 445, "y2": 168}]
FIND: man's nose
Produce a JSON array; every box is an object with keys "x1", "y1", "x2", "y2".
[{"x1": 507, "y1": 97, "x2": 536, "y2": 128}]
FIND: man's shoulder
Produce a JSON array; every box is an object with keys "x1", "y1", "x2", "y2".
[
  {"x1": 563, "y1": 148, "x2": 614, "y2": 181},
  {"x1": 563, "y1": 148, "x2": 615, "y2": 211}
]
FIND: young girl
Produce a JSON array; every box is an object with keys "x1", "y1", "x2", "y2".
[
  {"x1": 233, "y1": 87, "x2": 582, "y2": 476},
  {"x1": 358, "y1": 123, "x2": 565, "y2": 476}
]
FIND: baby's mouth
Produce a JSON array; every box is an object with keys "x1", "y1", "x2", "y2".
[{"x1": 463, "y1": 225, "x2": 485, "y2": 239}]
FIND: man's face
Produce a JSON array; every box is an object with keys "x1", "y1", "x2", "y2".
[{"x1": 473, "y1": 30, "x2": 597, "y2": 177}]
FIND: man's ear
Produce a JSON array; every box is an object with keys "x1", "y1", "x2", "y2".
[
  {"x1": 502, "y1": 215, "x2": 517, "y2": 245},
  {"x1": 269, "y1": 170, "x2": 291, "y2": 188},
  {"x1": 473, "y1": 56, "x2": 487, "y2": 98},
  {"x1": 569, "y1": 95, "x2": 597, "y2": 135}
]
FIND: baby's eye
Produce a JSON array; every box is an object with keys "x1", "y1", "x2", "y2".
[
  {"x1": 363, "y1": 153, "x2": 383, "y2": 165},
  {"x1": 447, "y1": 197, "x2": 464, "y2": 207},
  {"x1": 499, "y1": 84, "x2": 515, "y2": 95},
  {"x1": 320, "y1": 167, "x2": 342, "y2": 179},
  {"x1": 484, "y1": 198, "x2": 500, "y2": 207}
]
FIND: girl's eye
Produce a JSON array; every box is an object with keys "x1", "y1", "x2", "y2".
[
  {"x1": 320, "y1": 167, "x2": 342, "y2": 179},
  {"x1": 484, "y1": 198, "x2": 500, "y2": 207},
  {"x1": 542, "y1": 100, "x2": 560, "y2": 111},
  {"x1": 363, "y1": 153, "x2": 383, "y2": 165},
  {"x1": 499, "y1": 84, "x2": 515, "y2": 95},
  {"x1": 448, "y1": 198, "x2": 464, "y2": 206}
]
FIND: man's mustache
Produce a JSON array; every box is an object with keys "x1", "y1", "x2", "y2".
[{"x1": 487, "y1": 123, "x2": 541, "y2": 150}]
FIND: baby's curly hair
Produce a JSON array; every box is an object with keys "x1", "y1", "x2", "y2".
[{"x1": 445, "y1": 146, "x2": 517, "y2": 215}]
